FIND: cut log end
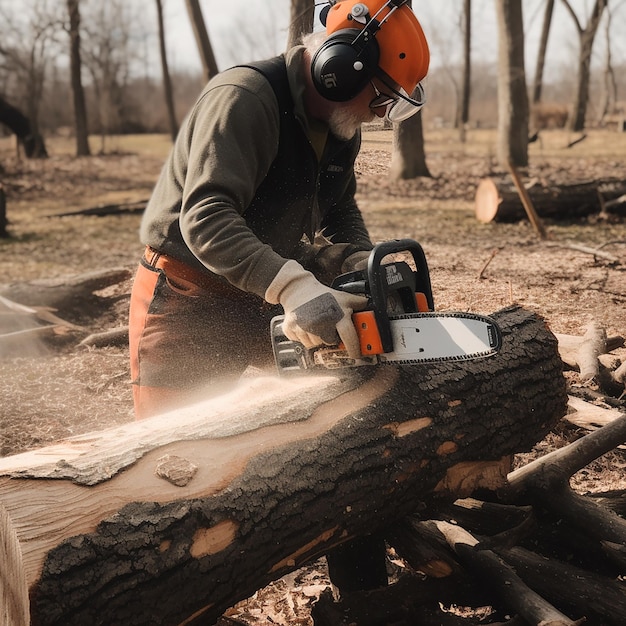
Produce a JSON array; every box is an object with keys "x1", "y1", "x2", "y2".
[
  {"x1": 0, "y1": 504, "x2": 29, "y2": 626},
  {"x1": 475, "y1": 178, "x2": 501, "y2": 223}
]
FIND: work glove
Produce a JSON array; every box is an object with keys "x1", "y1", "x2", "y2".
[{"x1": 265, "y1": 260, "x2": 368, "y2": 358}]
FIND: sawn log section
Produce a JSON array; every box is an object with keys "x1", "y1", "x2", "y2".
[{"x1": 0, "y1": 305, "x2": 568, "y2": 626}]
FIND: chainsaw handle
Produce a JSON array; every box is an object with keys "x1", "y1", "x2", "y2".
[{"x1": 366, "y1": 239, "x2": 435, "y2": 353}]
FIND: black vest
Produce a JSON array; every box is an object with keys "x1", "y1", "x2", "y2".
[{"x1": 239, "y1": 55, "x2": 361, "y2": 257}]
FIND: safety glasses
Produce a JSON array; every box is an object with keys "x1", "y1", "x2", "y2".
[{"x1": 369, "y1": 80, "x2": 426, "y2": 123}]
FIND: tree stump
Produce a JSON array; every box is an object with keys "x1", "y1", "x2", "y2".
[{"x1": 0, "y1": 305, "x2": 568, "y2": 626}]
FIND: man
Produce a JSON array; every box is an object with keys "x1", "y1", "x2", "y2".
[{"x1": 130, "y1": 0, "x2": 430, "y2": 420}]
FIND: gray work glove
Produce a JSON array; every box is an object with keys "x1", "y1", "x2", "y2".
[{"x1": 265, "y1": 260, "x2": 368, "y2": 358}]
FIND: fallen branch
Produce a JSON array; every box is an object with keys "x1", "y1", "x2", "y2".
[
  {"x1": 545, "y1": 241, "x2": 621, "y2": 263},
  {"x1": 566, "y1": 134, "x2": 587, "y2": 149},
  {"x1": 507, "y1": 159, "x2": 549, "y2": 240},
  {"x1": 429, "y1": 521, "x2": 582, "y2": 626},
  {"x1": 48, "y1": 199, "x2": 148, "y2": 218},
  {"x1": 497, "y1": 545, "x2": 626, "y2": 625},
  {"x1": 78, "y1": 326, "x2": 128, "y2": 348}
]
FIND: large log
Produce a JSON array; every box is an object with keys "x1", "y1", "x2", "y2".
[
  {"x1": 475, "y1": 177, "x2": 626, "y2": 223},
  {"x1": 0, "y1": 305, "x2": 568, "y2": 626}
]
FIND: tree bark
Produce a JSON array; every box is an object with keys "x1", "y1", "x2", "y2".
[{"x1": 0, "y1": 305, "x2": 567, "y2": 625}]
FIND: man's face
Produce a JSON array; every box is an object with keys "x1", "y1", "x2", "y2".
[{"x1": 327, "y1": 80, "x2": 388, "y2": 140}]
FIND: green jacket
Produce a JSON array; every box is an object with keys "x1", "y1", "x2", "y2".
[{"x1": 140, "y1": 46, "x2": 372, "y2": 299}]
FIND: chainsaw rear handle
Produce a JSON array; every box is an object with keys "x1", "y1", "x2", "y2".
[{"x1": 333, "y1": 239, "x2": 435, "y2": 354}]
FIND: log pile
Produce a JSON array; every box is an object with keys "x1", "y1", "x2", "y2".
[{"x1": 475, "y1": 176, "x2": 626, "y2": 223}]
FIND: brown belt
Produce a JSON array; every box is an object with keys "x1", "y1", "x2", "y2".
[{"x1": 143, "y1": 246, "x2": 231, "y2": 292}]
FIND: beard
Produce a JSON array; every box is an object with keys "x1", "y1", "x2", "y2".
[{"x1": 327, "y1": 105, "x2": 375, "y2": 141}]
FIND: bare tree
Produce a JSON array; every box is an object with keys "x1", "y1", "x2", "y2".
[
  {"x1": 458, "y1": 0, "x2": 471, "y2": 142},
  {"x1": 288, "y1": 0, "x2": 315, "y2": 48},
  {"x1": 67, "y1": 0, "x2": 90, "y2": 156},
  {"x1": 495, "y1": 0, "x2": 529, "y2": 168},
  {"x1": 560, "y1": 0, "x2": 608, "y2": 132},
  {"x1": 184, "y1": 0, "x2": 218, "y2": 83},
  {"x1": 80, "y1": 1, "x2": 135, "y2": 151},
  {"x1": 155, "y1": 0, "x2": 178, "y2": 140},
  {"x1": 531, "y1": 0, "x2": 555, "y2": 105},
  {"x1": 0, "y1": 0, "x2": 61, "y2": 157},
  {"x1": 597, "y1": 1, "x2": 624, "y2": 123}
]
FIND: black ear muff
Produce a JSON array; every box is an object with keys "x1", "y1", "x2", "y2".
[{"x1": 311, "y1": 28, "x2": 380, "y2": 102}]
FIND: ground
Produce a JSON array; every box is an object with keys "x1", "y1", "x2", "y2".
[{"x1": 0, "y1": 127, "x2": 625, "y2": 623}]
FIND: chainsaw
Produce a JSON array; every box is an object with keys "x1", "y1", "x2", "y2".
[{"x1": 271, "y1": 239, "x2": 502, "y2": 375}]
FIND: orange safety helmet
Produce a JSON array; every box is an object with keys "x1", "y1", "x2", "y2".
[{"x1": 324, "y1": 0, "x2": 430, "y2": 95}]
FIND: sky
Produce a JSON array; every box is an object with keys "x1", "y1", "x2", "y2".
[{"x1": 151, "y1": 0, "x2": 626, "y2": 82}]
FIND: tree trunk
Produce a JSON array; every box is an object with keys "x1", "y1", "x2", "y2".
[
  {"x1": 185, "y1": 0, "x2": 219, "y2": 83},
  {"x1": 288, "y1": 0, "x2": 315, "y2": 48},
  {"x1": 155, "y1": 0, "x2": 179, "y2": 140},
  {"x1": 560, "y1": 0, "x2": 608, "y2": 132},
  {"x1": 495, "y1": 0, "x2": 529, "y2": 168},
  {"x1": 67, "y1": 0, "x2": 91, "y2": 157},
  {"x1": 458, "y1": 0, "x2": 471, "y2": 142},
  {"x1": 0, "y1": 305, "x2": 568, "y2": 626},
  {"x1": 390, "y1": 111, "x2": 431, "y2": 179},
  {"x1": 475, "y1": 176, "x2": 626, "y2": 223},
  {"x1": 0, "y1": 95, "x2": 48, "y2": 159},
  {"x1": 531, "y1": 0, "x2": 555, "y2": 105}
]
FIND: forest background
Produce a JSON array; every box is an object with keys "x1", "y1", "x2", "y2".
[{"x1": 1, "y1": 0, "x2": 625, "y2": 148}]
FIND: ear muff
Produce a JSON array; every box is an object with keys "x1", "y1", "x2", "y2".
[{"x1": 311, "y1": 29, "x2": 380, "y2": 102}]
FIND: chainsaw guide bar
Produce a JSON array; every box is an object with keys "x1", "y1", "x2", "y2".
[{"x1": 271, "y1": 312, "x2": 502, "y2": 375}]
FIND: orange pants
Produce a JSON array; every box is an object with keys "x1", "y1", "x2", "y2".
[{"x1": 129, "y1": 252, "x2": 279, "y2": 419}]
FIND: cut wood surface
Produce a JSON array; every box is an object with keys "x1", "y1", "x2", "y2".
[{"x1": 0, "y1": 305, "x2": 568, "y2": 626}]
